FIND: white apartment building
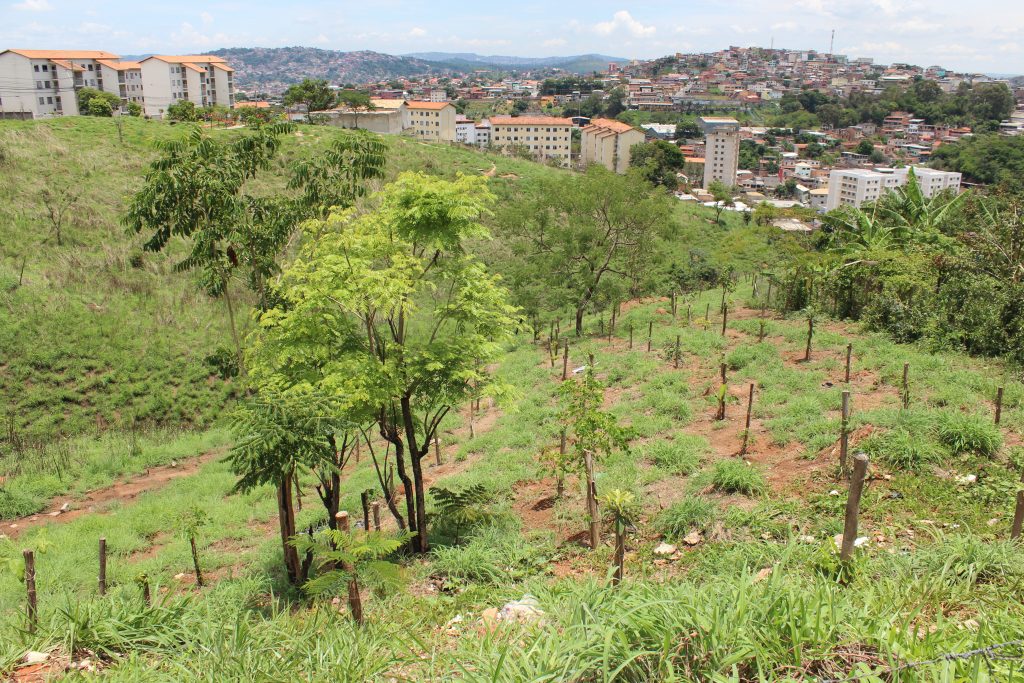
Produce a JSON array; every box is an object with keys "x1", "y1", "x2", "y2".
[
  {"x1": 0, "y1": 49, "x2": 122, "y2": 119},
  {"x1": 825, "y1": 167, "x2": 961, "y2": 210},
  {"x1": 475, "y1": 119, "x2": 491, "y2": 148},
  {"x1": 456, "y1": 116, "x2": 477, "y2": 144},
  {"x1": 699, "y1": 117, "x2": 740, "y2": 190},
  {"x1": 580, "y1": 118, "x2": 645, "y2": 174},
  {"x1": 404, "y1": 101, "x2": 456, "y2": 141},
  {"x1": 97, "y1": 59, "x2": 143, "y2": 108},
  {"x1": 139, "y1": 55, "x2": 235, "y2": 118},
  {"x1": 490, "y1": 115, "x2": 572, "y2": 165}
]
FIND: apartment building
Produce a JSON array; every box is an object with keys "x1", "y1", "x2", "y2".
[
  {"x1": 699, "y1": 117, "x2": 740, "y2": 189},
  {"x1": 490, "y1": 115, "x2": 572, "y2": 165},
  {"x1": 97, "y1": 59, "x2": 143, "y2": 108},
  {"x1": 404, "y1": 101, "x2": 456, "y2": 141},
  {"x1": 580, "y1": 118, "x2": 645, "y2": 174},
  {"x1": 0, "y1": 49, "x2": 121, "y2": 119},
  {"x1": 825, "y1": 167, "x2": 960, "y2": 210},
  {"x1": 139, "y1": 55, "x2": 235, "y2": 118}
]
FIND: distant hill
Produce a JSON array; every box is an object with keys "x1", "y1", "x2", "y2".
[
  {"x1": 208, "y1": 47, "x2": 453, "y2": 90},
  {"x1": 407, "y1": 52, "x2": 629, "y2": 73}
]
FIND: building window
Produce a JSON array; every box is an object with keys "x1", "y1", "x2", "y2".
[
  {"x1": 39, "y1": 97, "x2": 45, "y2": 105},
  {"x1": 34, "y1": 65, "x2": 40, "y2": 72}
]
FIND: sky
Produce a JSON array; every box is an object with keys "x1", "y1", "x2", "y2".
[{"x1": 2, "y1": 0, "x2": 1023, "y2": 74}]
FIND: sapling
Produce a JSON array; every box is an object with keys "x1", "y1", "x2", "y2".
[{"x1": 178, "y1": 504, "x2": 210, "y2": 587}]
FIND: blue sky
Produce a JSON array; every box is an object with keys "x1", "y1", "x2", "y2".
[{"x1": 2, "y1": 0, "x2": 1022, "y2": 73}]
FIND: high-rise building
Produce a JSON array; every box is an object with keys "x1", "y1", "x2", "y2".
[{"x1": 699, "y1": 117, "x2": 740, "y2": 190}]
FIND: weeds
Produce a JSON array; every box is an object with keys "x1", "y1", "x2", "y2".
[{"x1": 708, "y1": 460, "x2": 767, "y2": 496}]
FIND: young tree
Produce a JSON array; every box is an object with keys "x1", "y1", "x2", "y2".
[
  {"x1": 123, "y1": 124, "x2": 385, "y2": 370},
  {"x1": 77, "y1": 87, "x2": 120, "y2": 116},
  {"x1": 167, "y1": 100, "x2": 199, "y2": 122},
  {"x1": 505, "y1": 167, "x2": 673, "y2": 335},
  {"x1": 126, "y1": 101, "x2": 143, "y2": 117},
  {"x1": 284, "y1": 78, "x2": 338, "y2": 120},
  {"x1": 708, "y1": 181, "x2": 734, "y2": 225},
  {"x1": 259, "y1": 173, "x2": 518, "y2": 553},
  {"x1": 87, "y1": 98, "x2": 114, "y2": 117},
  {"x1": 630, "y1": 141, "x2": 686, "y2": 188}
]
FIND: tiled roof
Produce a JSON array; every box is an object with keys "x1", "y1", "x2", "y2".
[
  {"x1": 406, "y1": 101, "x2": 453, "y2": 110},
  {"x1": 97, "y1": 59, "x2": 141, "y2": 70},
  {"x1": 4, "y1": 49, "x2": 119, "y2": 59},
  {"x1": 490, "y1": 115, "x2": 573, "y2": 126}
]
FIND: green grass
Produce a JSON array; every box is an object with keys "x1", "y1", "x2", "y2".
[{"x1": 707, "y1": 459, "x2": 767, "y2": 496}]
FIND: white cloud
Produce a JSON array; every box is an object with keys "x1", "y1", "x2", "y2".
[
  {"x1": 77, "y1": 22, "x2": 110, "y2": 35},
  {"x1": 543, "y1": 38, "x2": 567, "y2": 47},
  {"x1": 200, "y1": 11, "x2": 213, "y2": 26},
  {"x1": 312, "y1": 33, "x2": 329, "y2": 45},
  {"x1": 593, "y1": 11, "x2": 655, "y2": 38},
  {"x1": 408, "y1": 27, "x2": 427, "y2": 37},
  {"x1": 998, "y1": 42, "x2": 1021, "y2": 53},
  {"x1": 11, "y1": 0, "x2": 51, "y2": 10},
  {"x1": 771, "y1": 21, "x2": 798, "y2": 31}
]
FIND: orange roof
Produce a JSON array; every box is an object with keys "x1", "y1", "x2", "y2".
[
  {"x1": 235, "y1": 101, "x2": 271, "y2": 109},
  {"x1": 587, "y1": 118, "x2": 636, "y2": 133},
  {"x1": 4, "y1": 49, "x2": 119, "y2": 60},
  {"x1": 684, "y1": 157, "x2": 705, "y2": 164},
  {"x1": 491, "y1": 115, "x2": 573, "y2": 126},
  {"x1": 145, "y1": 54, "x2": 228, "y2": 64},
  {"x1": 182, "y1": 63, "x2": 204, "y2": 73},
  {"x1": 49, "y1": 59, "x2": 75, "y2": 70},
  {"x1": 97, "y1": 59, "x2": 141, "y2": 70},
  {"x1": 406, "y1": 101, "x2": 453, "y2": 110}
]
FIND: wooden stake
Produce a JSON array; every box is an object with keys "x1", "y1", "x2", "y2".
[
  {"x1": 336, "y1": 512, "x2": 363, "y2": 624},
  {"x1": 610, "y1": 304, "x2": 617, "y2": 340},
  {"x1": 612, "y1": 523, "x2": 625, "y2": 585},
  {"x1": 371, "y1": 501, "x2": 381, "y2": 531},
  {"x1": 740, "y1": 383, "x2": 754, "y2": 456},
  {"x1": 995, "y1": 387, "x2": 1004, "y2": 425},
  {"x1": 716, "y1": 363, "x2": 727, "y2": 421},
  {"x1": 1012, "y1": 466, "x2": 1024, "y2": 540},
  {"x1": 721, "y1": 302, "x2": 728, "y2": 336},
  {"x1": 674, "y1": 335, "x2": 681, "y2": 369},
  {"x1": 434, "y1": 435, "x2": 442, "y2": 466},
  {"x1": 23, "y1": 549, "x2": 37, "y2": 632},
  {"x1": 190, "y1": 535, "x2": 204, "y2": 587},
  {"x1": 901, "y1": 363, "x2": 910, "y2": 409},
  {"x1": 758, "y1": 320, "x2": 766, "y2": 342},
  {"x1": 705, "y1": 303, "x2": 710, "y2": 325},
  {"x1": 647, "y1": 321, "x2": 653, "y2": 352},
  {"x1": 628, "y1": 322, "x2": 633, "y2": 350},
  {"x1": 840, "y1": 453, "x2": 869, "y2": 562},
  {"x1": 557, "y1": 430, "x2": 566, "y2": 498},
  {"x1": 687, "y1": 304, "x2": 691, "y2": 324},
  {"x1": 562, "y1": 339, "x2": 569, "y2": 380},
  {"x1": 584, "y1": 450, "x2": 600, "y2": 550},
  {"x1": 840, "y1": 391, "x2": 851, "y2": 478},
  {"x1": 98, "y1": 537, "x2": 107, "y2": 596},
  {"x1": 671, "y1": 291, "x2": 677, "y2": 318},
  {"x1": 804, "y1": 317, "x2": 813, "y2": 362},
  {"x1": 361, "y1": 491, "x2": 370, "y2": 531},
  {"x1": 844, "y1": 343, "x2": 853, "y2": 383}
]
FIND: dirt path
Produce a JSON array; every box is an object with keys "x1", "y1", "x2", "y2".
[{"x1": 3, "y1": 449, "x2": 226, "y2": 538}]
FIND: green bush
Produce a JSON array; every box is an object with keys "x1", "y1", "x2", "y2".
[
  {"x1": 936, "y1": 411, "x2": 1002, "y2": 456},
  {"x1": 655, "y1": 497, "x2": 716, "y2": 539},
  {"x1": 861, "y1": 429, "x2": 941, "y2": 471},
  {"x1": 709, "y1": 460, "x2": 766, "y2": 496},
  {"x1": 725, "y1": 342, "x2": 778, "y2": 371},
  {"x1": 647, "y1": 435, "x2": 707, "y2": 475}
]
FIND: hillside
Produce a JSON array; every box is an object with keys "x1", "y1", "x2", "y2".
[
  {"x1": 2, "y1": 117, "x2": 1024, "y2": 681},
  {"x1": 406, "y1": 52, "x2": 629, "y2": 73},
  {"x1": 208, "y1": 47, "x2": 453, "y2": 91}
]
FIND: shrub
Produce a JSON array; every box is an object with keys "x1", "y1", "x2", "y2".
[
  {"x1": 647, "y1": 435, "x2": 707, "y2": 475},
  {"x1": 431, "y1": 525, "x2": 552, "y2": 586},
  {"x1": 709, "y1": 460, "x2": 766, "y2": 496},
  {"x1": 725, "y1": 343, "x2": 778, "y2": 371},
  {"x1": 936, "y1": 411, "x2": 1002, "y2": 456},
  {"x1": 656, "y1": 497, "x2": 716, "y2": 540},
  {"x1": 861, "y1": 429, "x2": 941, "y2": 471}
]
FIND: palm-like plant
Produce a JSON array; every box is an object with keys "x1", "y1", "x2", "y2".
[
  {"x1": 292, "y1": 527, "x2": 409, "y2": 624},
  {"x1": 876, "y1": 167, "x2": 966, "y2": 238}
]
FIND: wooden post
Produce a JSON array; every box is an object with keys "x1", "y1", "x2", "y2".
[
  {"x1": 741, "y1": 382, "x2": 757, "y2": 456},
  {"x1": 557, "y1": 430, "x2": 567, "y2": 497},
  {"x1": 901, "y1": 363, "x2": 910, "y2": 409},
  {"x1": 674, "y1": 335, "x2": 681, "y2": 369},
  {"x1": 434, "y1": 435, "x2": 442, "y2": 466},
  {"x1": 98, "y1": 537, "x2": 107, "y2": 596},
  {"x1": 1012, "y1": 466, "x2": 1024, "y2": 540},
  {"x1": 335, "y1": 512, "x2": 364, "y2": 624},
  {"x1": 995, "y1": 387, "x2": 1004, "y2": 425},
  {"x1": 584, "y1": 450, "x2": 600, "y2": 550},
  {"x1": 840, "y1": 453, "x2": 869, "y2": 562},
  {"x1": 758, "y1": 320, "x2": 766, "y2": 343},
  {"x1": 612, "y1": 523, "x2": 625, "y2": 585},
  {"x1": 844, "y1": 343, "x2": 853, "y2": 383},
  {"x1": 705, "y1": 303, "x2": 710, "y2": 324},
  {"x1": 687, "y1": 304, "x2": 691, "y2": 324},
  {"x1": 361, "y1": 491, "x2": 370, "y2": 531},
  {"x1": 721, "y1": 302, "x2": 728, "y2": 336},
  {"x1": 628, "y1": 323, "x2": 633, "y2": 350},
  {"x1": 23, "y1": 549, "x2": 37, "y2": 632},
  {"x1": 562, "y1": 339, "x2": 569, "y2": 380},
  {"x1": 716, "y1": 363, "x2": 727, "y2": 421},
  {"x1": 804, "y1": 317, "x2": 813, "y2": 361},
  {"x1": 840, "y1": 391, "x2": 851, "y2": 478},
  {"x1": 671, "y1": 291, "x2": 677, "y2": 318},
  {"x1": 647, "y1": 321, "x2": 653, "y2": 352},
  {"x1": 371, "y1": 501, "x2": 381, "y2": 531},
  {"x1": 190, "y1": 535, "x2": 204, "y2": 587},
  {"x1": 549, "y1": 337, "x2": 556, "y2": 368}
]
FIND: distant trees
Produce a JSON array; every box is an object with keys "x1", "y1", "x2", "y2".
[
  {"x1": 77, "y1": 88, "x2": 120, "y2": 116},
  {"x1": 283, "y1": 78, "x2": 337, "y2": 119},
  {"x1": 932, "y1": 134, "x2": 1024, "y2": 188},
  {"x1": 630, "y1": 140, "x2": 686, "y2": 188},
  {"x1": 502, "y1": 167, "x2": 673, "y2": 334}
]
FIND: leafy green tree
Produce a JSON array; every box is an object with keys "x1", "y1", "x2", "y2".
[
  {"x1": 630, "y1": 140, "x2": 686, "y2": 188},
  {"x1": 123, "y1": 124, "x2": 386, "y2": 371},
  {"x1": 855, "y1": 139, "x2": 875, "y2": 156},
  {"x1": 77, "y1": 87, "x2": 120, "y2": 116},
  {"x1": 283, "y1": 78, "x2": 337, "y2": 119},
  {"x1": 708, "y1": 181, "x2": 734, "y2": 225},
  {"x1": 503, "y1": 167, "x2": 673, "y2": 335},
  {"x1": 126, "y1": 101, "x2": 142, "y2": 117},
  {"x1": 167, "y1": 100, "x2": 198, "y2": 122},
  {"x1": 258, "y1": 172, "x2": 519, "y2": 553},
  {"x1": 675, "y1": 121, "x2": 700, "y2": 139},
  {"x1": 604, "y1": 88, "x2": 626, "y2": 118}
]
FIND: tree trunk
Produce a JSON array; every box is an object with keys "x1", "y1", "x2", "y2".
[
  {"x1": 276, "y1": 474, "x2": 301, "y2": 584},
  {"x1": 222, "y1": 281, "x2": 247, "y2": 379},
  {"x1": 190, "y1": 536, "x2": 204, "y2": 587},
  {"x1": 575, "y1": 305, "x2": 585, "y2": 337}
]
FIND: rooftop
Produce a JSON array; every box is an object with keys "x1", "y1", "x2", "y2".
[
  {"x1": 491, "y1": 115, "x2": 573, "y2": 126},
  {"x1": 4, "y1": 49, "x2": 120, "y2": 60}
]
